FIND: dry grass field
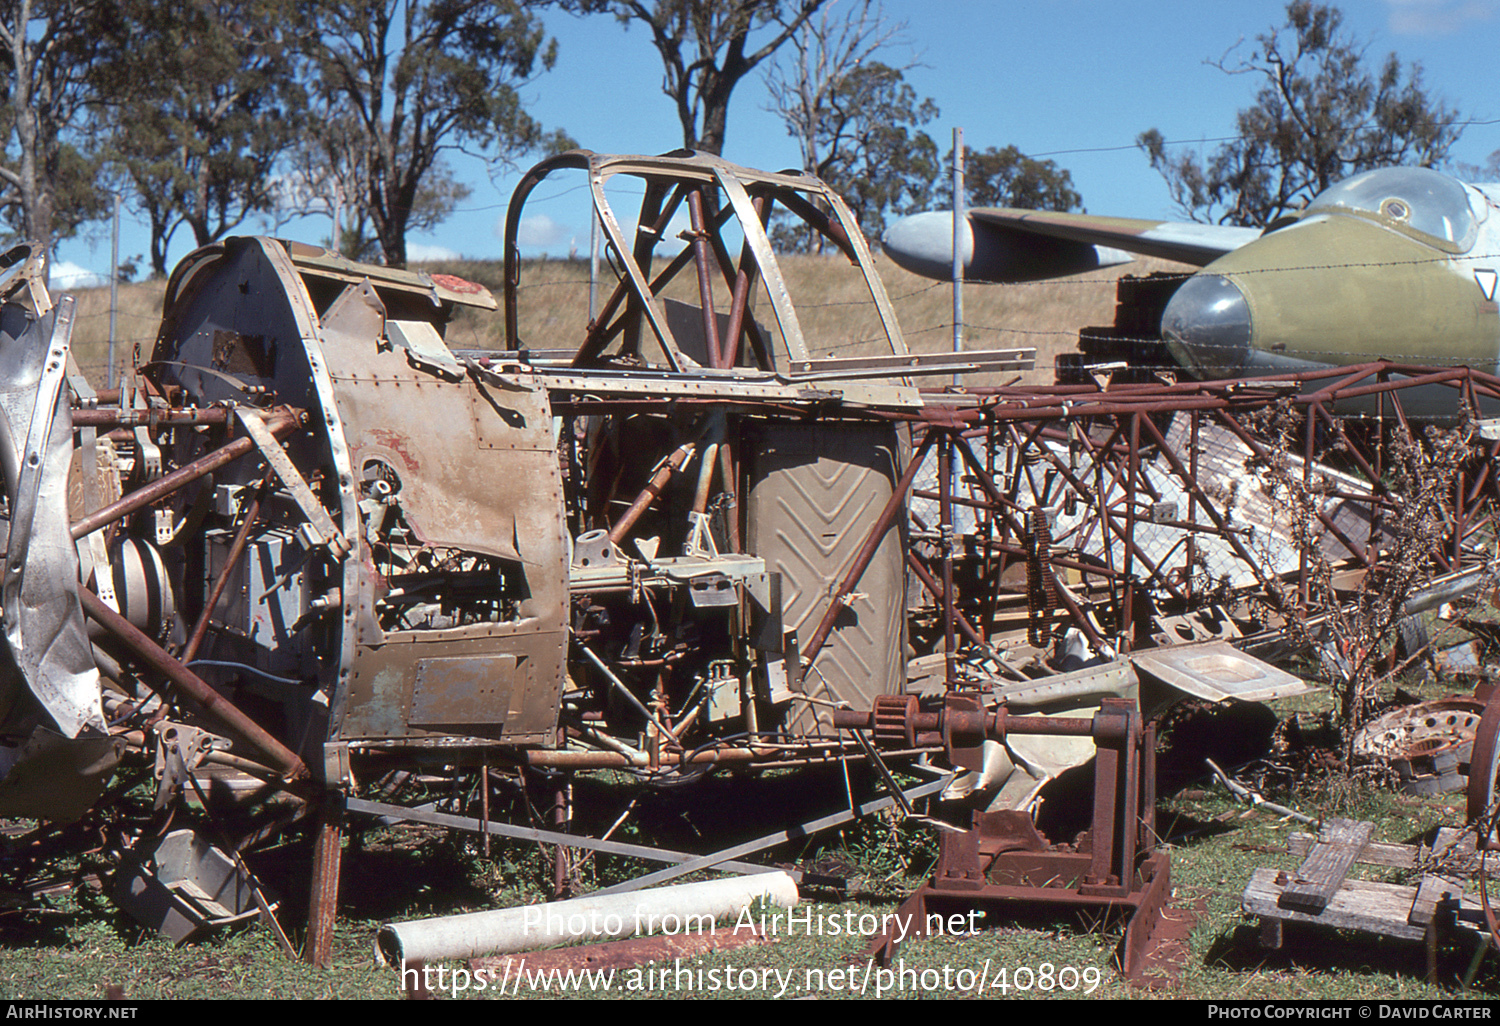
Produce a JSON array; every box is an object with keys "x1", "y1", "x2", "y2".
[
  {"x1": 66, "y1": 279, "x2": 165, "y2": 383},
  {"x1": 60, "y1": 248, "x2": 1194, "y2": 388},
  {"x1": 439, "y1": 251, "x2": 1194, "y2": 387}
]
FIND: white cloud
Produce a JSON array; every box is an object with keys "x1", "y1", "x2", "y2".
[
  {"x1": 509, "y1": 212, "x2": 572, "y2": 249},
  {"x1": 406, "y1": 242, "x2": 462, "y2": 263},
  {"x1": 499, "y1": 206, "x2": 694, "y2": 260},
  {"x1": 48, "y1": 261, "x2": 109, "y2": 290},
  {"x1": 1387, "y1": 0, "x2": 1498, "y2": 35}
]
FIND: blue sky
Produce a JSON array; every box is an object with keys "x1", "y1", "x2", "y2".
[{"x1": 54, "y1": 0, "x2": 1500, "y2": 284}]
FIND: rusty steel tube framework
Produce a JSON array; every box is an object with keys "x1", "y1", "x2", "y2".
[
  {"x1": 63, "y1": 405, "x2": 311, "y2": 778},
  {"x1": 79, "y1": 588, "x2": 308, "y2": 780},
  {"x1": 797, "y1": 363, "x2": 1500, "y2": 674},
  {"x1": 70, "y1": 409, "x2": 301, "y2": 540}
]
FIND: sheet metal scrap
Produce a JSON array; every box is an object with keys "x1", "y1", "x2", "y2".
[
  {"x1": 113, "y1": 829, "x2": 277, "y2": 944},
  {"x1": 0, "y1": 251, "x2": 117, "y2": 821}
]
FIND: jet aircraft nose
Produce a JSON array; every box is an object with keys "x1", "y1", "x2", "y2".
[{"x1": 1160, "y1": 273, "x2": 1252, "y2": 378}]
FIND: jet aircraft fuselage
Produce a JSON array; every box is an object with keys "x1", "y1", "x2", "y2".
[{"x1": 884, "y1": 167, "x2": 1500, "y2": 399}]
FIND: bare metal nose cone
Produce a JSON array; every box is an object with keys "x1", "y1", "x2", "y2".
[{"x1": 1161, "y1": 274, "x2": 1252, "y2": 378}]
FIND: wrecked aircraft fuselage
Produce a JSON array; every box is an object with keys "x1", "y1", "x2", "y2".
[{"x1": 0, "y1": 151, "x2": 1042, "y2": 823}]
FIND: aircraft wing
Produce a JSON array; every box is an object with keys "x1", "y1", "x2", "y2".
[{"x1": 883, "y1": 208, "x2": 1263, "y2": 284}]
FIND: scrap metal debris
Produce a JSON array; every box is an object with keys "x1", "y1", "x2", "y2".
[
  {"x1": 1353, "y1": 698, "x2": 1486, "y2": 795},
  {"x1": 1, "y1": 149, "x2": 1499, "y2": 972}
]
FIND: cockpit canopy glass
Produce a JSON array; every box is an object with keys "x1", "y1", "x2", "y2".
[{"x1": 1304, "y1": 167, "x2": 1480, "y2": 251}]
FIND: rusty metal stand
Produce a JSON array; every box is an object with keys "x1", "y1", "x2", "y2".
[
  {"x1": 858, "y1": 698, "x2": 1189, "y2": 984},
  {"x1": 304, "y1": 791, "x2": 345, "y2": 968},
  {"x1": 553, "y1": 765, "x2": 574, "y2": 899}
]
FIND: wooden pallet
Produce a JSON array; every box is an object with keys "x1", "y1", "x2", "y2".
[{"x1": 1241, "y1": 822, "x2": 1495, "y2": 981}]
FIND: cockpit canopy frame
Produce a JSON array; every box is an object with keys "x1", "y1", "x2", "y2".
[
  {"x1": 1300, "y1": 166, "x2": 1486, "y2": 253},
  {"x1": 500, "y1": 149, "x2": 910, "y2": 374}
]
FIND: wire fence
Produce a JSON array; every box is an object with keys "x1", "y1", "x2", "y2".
[{"x1": 57, "y1": 238, "x2": 1500, "y2": 379}]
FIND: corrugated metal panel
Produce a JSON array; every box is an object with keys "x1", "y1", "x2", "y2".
[{"x1": 745, "y1": 422, "x2": 906, "y2": 735}]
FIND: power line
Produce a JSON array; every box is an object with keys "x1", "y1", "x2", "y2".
[{"x1": 1024, "y1": 118, "x2": 1500, "y2": 160}]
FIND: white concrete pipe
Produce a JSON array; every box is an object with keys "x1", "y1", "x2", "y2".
[{"x1": 376, "y1": 870, "x2": 799, "y2": 966}]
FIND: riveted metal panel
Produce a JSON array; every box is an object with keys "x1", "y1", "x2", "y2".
[
  {"x1": 341, "y1": 628, "x2": 563, "y2": 745},
  {"x1": 411, "y1": 654, "x2": 521, "y2": 726},
  {"x1": 306, "y1": 284, "x2": 567, "y2": 743}
]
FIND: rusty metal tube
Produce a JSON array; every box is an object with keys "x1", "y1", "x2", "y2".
[
  {"x1": 574, "y1": 639, "x2": 683, "y2": 747},
  {"x1": 686, "y1": 187, "x2": 724, "y2": 368},
  {"x1": 718, "y1": 431, "x2": 741, "y2": 552},
  {"x1": 607, "y1": 441, "x2": 695, "y2": 545},
  {"x1": 181, "y1": 482, "x2": 266, "y2": 665},
  {"x1": 70, "y1": 410, "x2": 299, "y2": 540},
  {"x1": 71, "y1": 407, "x2": 233, "y2": 429},
  {"x1": 905, "y1": 552, "x2": 994, "y2": 655},
  {"x1": 802, "y1": 427, "x2": 938, "y2": 664},
  {"x1": 524, "y1": 743, "x2": 938, "y2": 770},
  {"x1": 526, "y1": 746, "x2": 758, "y2": 769},
  {"x1": 831, "y1": 705, "x2": 1096, "y2": 739},
  {"x1": 306, "y1": 795, "x2": 345, "y2": 967},
  {"x1": 692, "y1": 439, "x2": 721, "y2": 515},
  {"x1": 78, "y1": 588, "x2": 308, "y2": 780},
  {"x1": 721, "y1": 192, "x2": 772, "y2": 369},
  {"x1": 1048, "y1": 573, "x2": 1110, "y2": 653}
]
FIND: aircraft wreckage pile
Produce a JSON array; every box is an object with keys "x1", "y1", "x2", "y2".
[{"x1": 3, "y1": 150, "x2": 1500, "y2": 981}]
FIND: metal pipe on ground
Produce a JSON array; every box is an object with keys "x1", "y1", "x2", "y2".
[{"x1": 375, "y1": 871, "x2": 799, "y2": 966}]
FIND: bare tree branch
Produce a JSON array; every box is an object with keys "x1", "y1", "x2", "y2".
[{"x1": 1139, "y1": 1, "x2": 1462, "y2": 227}]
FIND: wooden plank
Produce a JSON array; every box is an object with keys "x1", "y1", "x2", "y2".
[
  {"x1": 1410, "y1": 875, "x2": 1470, "y2": 928},
  {"x1": 1427, "y1": 827, "x2": 1500, "y2": 874},
  {"x1": 1287, "y1": 832, "x2": 1418, "y2": 869},
  {"x1": 1278, "y1": 818, "x2": 1374, "y2": 914},
  {"x1": 1243, "y1": 868, "x2": 1426, "y2": 941},
  {"x1": 1408, "y1": 874, "x2": 1497, "y2": 933},
  {"x1": 169, "y1": 879, "x2": 235, "y2": 920},
  {"x1": 1432, "y1": 827, "x2": 1476, "y2": 853},
  {"x1": 1287, "y1": 826, "x2": 1500, "y2": 874}
]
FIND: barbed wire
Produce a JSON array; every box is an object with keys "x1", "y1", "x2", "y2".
[
  {"x1": 1024, "y1": 117, "x2": 1500, "y2": 159},
  {"x1": 65, "y1": 236, "x2": 1498, "y2": 314},
  {"x1": 496, "y1": 246, "x2": 1500, "y2": 292},
  {"x1": 61, "y1": 241, "x2": 1500, "y2": 374}
]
